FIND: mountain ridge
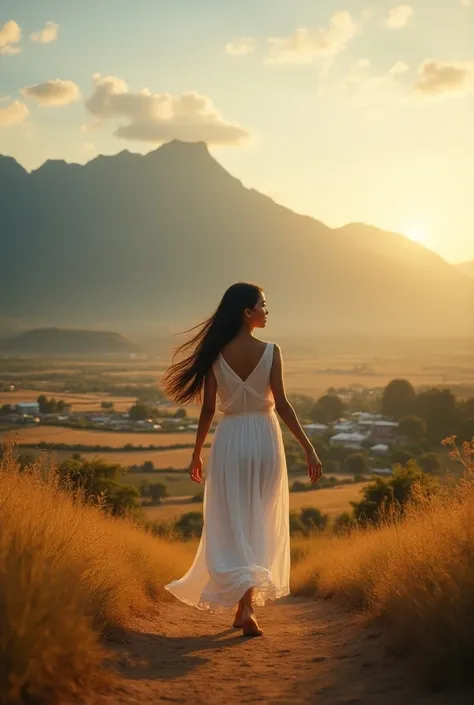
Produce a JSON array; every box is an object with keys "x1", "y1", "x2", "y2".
[
  {"x1": 1, "y1": 140, "x2": 472, "y2": 337},
  {"x1": 0, "y1": 327, "x2": 140, "y2": 354}
]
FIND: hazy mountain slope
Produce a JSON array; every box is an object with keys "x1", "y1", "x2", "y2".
[
  {"x1": 0, "y1": 328, "x2": 140, "y2": 354},
  {"x1": 0, "y1": 140, "x2": 472, "y2": 336},
  {"x1": 456, "y1": 260, "x2": 474, "y2": 279}
]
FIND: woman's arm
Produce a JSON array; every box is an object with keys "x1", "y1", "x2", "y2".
[
  {"x1": 270, "y1": 344, "x2": 322, "y2": 483},
  {"x1": 189, "y1": 368, "x2": 217, "y2": 483}
]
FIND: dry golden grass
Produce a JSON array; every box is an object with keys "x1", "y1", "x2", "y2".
[
  {"x1": 291, "y1": 438, "x2": 474, "y2": 687},
  {"x1": 0, "y1": 440, "x2": 194, "y2": 703}
]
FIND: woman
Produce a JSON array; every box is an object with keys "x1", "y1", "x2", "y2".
[{"x1": 163, "y1": 283, "x2": 323, "y2": 637}]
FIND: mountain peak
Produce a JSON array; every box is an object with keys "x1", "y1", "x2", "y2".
[
  {"x1": 153, "y1": 139, "x2": 210, "y2": 157},
  {"x1": 0, "y1": 155, "x2": 27, "y2": 180},
  {"x1": 145, "y1": 139, "x2": 213, "y2": 166}
]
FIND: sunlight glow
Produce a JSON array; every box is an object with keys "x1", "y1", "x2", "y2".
[{"x1": 403, "y1": 223, "x2": 429, "y2": 246}]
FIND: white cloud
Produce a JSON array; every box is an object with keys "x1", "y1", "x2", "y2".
[
  {"x1": 30, "y1": 20, "x2": 59, "y2": 44},
  {"x1": 21, "y1": 79, "x2": 81, "y2": 106},
  {"x1": 386, "y1": 5, "x2": 414, "y2": 29},
  {"x1": 389, "y1": 61, "x2": 410, "y2": 75},
  {"x1": 225, "y1": 37, "x2": 256, "y2": 56},
  {"x1": 0, "y1": 20, "x2": 21, "y2": 55},
  {"x1": 85, "y1": 74, "x2": 250, "y2": 145},
  {"x1": 322, "y1": 60, "x2": 410, "y2": 117},
  {"x1": 414, "y1": 60, "x2": 474, "y2": 96},
  {"x1": 0, "y1": 100, "x2": 29, "y2": 127},
  {"x1": 265, "y1": 12, "x2": 356, "y2": 65}
]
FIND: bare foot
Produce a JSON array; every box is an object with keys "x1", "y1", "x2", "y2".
[
  {"x1": 233, "y1": 604, "x2": 244, "y2": 628},
  {"x1": 241, "y1": 608, "x2": 263, "y2": 637}
]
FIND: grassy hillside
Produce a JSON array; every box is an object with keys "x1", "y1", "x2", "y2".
[
  {"x1": 0, "y1": 440, "x2": 193, "y2": 703},
  {"x1": 1, "y1": 436, "x2": 473, "y2": 700},
  {"x1": 291, "y1": 437, "x2": 474, "y2": 688}
]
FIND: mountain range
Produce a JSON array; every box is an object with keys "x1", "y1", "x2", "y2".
[{"x1": 1, "y1": 140, "x2": 473, "y2": 337}]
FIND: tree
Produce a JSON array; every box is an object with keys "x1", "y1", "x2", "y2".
[
  {"x1": 343, "y1": 452, "x2": 368, "y2": 475},
  {"x1": 389, "y1": 447, "x2": 415, "y2": 466},
  {"x1": 418, "y1": 452, "x2": 441, "y2": 475},
  {"x1": 310, "y1": 394, "x2": 345, "y2": 424},
  {"x1": 142, "y1": 460, "x2": 155, "y2": 473},
  {"x1": 351, "y1": 461, "x2": 438, "y2": 526},
  {"x1": 174, "y1": 408, "x2": 187, "y2": 419},
  {"x1": 416, "y1": 388, "x2": 457, "y2": 442},
  {"x1": 299, "y1": 507, "x2": 329, "y2": 533},
  {"x1": 289, "y1": 511, "x2": 306, "y2": 536},
  {"x1": 129, "y1": 403, "x2": 151, "y2": 421},
  {"x1": 174, "y1": 512, "x2": 203, "y2": 539},
  {"x1": 148, "y1": 482, "x2": 169, "y2": 504},
  {"x1": 37, "y1": 394, "x2": 48, "y2": 413},
  {"x1": 381, "y1": 380, "x2": 416, "y2": 420},
  {"x1": 398, "y1": 415, "x2": 427, "y2": 443},
  {"x1": 107, "y1": 484, "x2": 141, "y2": 517},
  {"x1": 101, "y1": 401, "x2": 114, "y2": 410},
  {"x1": 58, "y1": 456, "x2": 140, "y2": 516}
]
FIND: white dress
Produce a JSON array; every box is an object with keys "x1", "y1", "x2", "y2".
[{"x1": 164, "y1": 341, "x2": 290, "y2": 613}]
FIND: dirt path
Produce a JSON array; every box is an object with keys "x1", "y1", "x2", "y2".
[{"x1": 86, "y1": 596, "x2": 472, "y2": 705}]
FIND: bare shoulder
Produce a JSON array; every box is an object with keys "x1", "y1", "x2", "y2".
[{"x1": 271, "y1": 342, "x2": 282, "y2": 358}]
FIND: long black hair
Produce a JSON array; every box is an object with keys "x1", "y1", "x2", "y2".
[{"x1": 162, "y1": 282, "x2": 263, "y2": 404}]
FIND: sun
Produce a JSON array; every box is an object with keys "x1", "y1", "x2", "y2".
[{"x1": 403, "y1": 223, "x2": 428, "y2": 245}]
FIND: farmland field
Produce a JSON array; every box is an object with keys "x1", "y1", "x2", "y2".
[
  {"x1": 142, "y1": 482, "x2": 368, "y2": 521},
  {"x1": 9, "y1": 444, "x2": 212, "y2": 470},
  {"x1": 4, "y1": 426, "x2": 207, "y2": 448}
]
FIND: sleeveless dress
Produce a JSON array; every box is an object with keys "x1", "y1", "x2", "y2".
[{"x1": 164, "y1": 341, "x2": 290, "y2": 613}]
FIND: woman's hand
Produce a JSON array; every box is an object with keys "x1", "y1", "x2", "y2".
[
  {"x1": 189, "y1": 455, "x2": 203, "y2": 484},
  {"x1": 305, "y1": 447, "x2": 323, "y2": 484}
]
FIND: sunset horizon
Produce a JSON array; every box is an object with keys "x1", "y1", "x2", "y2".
[{"x1": 1, "y1": 0, "x2": 473, "y2": 264}]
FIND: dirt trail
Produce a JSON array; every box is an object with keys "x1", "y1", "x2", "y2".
[{"x1": 86, "y1": 596, "x2": 471, "y2": 705}]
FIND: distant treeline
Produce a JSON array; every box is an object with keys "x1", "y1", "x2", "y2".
[{"x1": 18, "y1": 441, "x2": 210, "y2": 453}]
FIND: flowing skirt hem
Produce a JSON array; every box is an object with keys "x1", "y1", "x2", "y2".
[{"x1": 164, "y1": 573, "x2": 290, "y2": 614}]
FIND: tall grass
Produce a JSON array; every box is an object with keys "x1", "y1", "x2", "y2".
[
  {"x1": 0, "y1": 438, "x2": 193, "y2": 704},
  {"x1": 291, "y1": 438, "x2": 474, "y2": 688}
]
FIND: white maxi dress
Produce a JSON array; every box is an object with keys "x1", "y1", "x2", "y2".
[{"x1": 164, "y1": 341, "x2": 290, "y2": 613}]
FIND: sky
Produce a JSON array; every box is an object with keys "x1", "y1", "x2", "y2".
[{"x1": 1, "y1": 0, "x2": 473, "y2": 264}]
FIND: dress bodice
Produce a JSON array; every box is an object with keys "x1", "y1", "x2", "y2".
[{"x1": 212, "y1": 342, "x2": 275, "y2": 416}]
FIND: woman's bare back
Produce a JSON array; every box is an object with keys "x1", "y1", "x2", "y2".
[{"x1": 220, "y1": 338, "x2": 270, "y2": 384}]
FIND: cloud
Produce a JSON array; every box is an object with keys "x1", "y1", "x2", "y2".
[
  {"x1": 414, "y1": 60, "x2": 474, "y2": 96},
  {"x1": 0, "y1": 100, "x2": 29, "y2": 127},
  {"x1": 21, "y1": 79, "x2": 81, "y2": 106},
  {"x1": 265, "y1": 12, "x2": 356, "y2": 65},
  {"x1": 389, "y1": 61, "x2": 410, "y2": 76},
  {"x1": 225, "y1": 38, "x2": 256, "y2": 56},
  {"x1": 460, "y1": 0, "x2": 472, "y2": 6},
  {"x1": 0, "y1": 20, "x2": 21, "y2": 55},
  {"x1": 85, "y1": 74, "x2": 250, "y2": 145},
  {"x1": 386, "y1": 5, "x2": 414, "y2": 29},
  {"x1": 30, "y1": 20, "x2": 59, "y2": 44},
  {"x1": 322, "y1": 60, "x2": 410, "y2": 117}
]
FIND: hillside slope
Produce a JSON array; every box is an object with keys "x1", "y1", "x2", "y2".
[{"x1": 1, "y1": 141, "x2": 472, "y2": 336}]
